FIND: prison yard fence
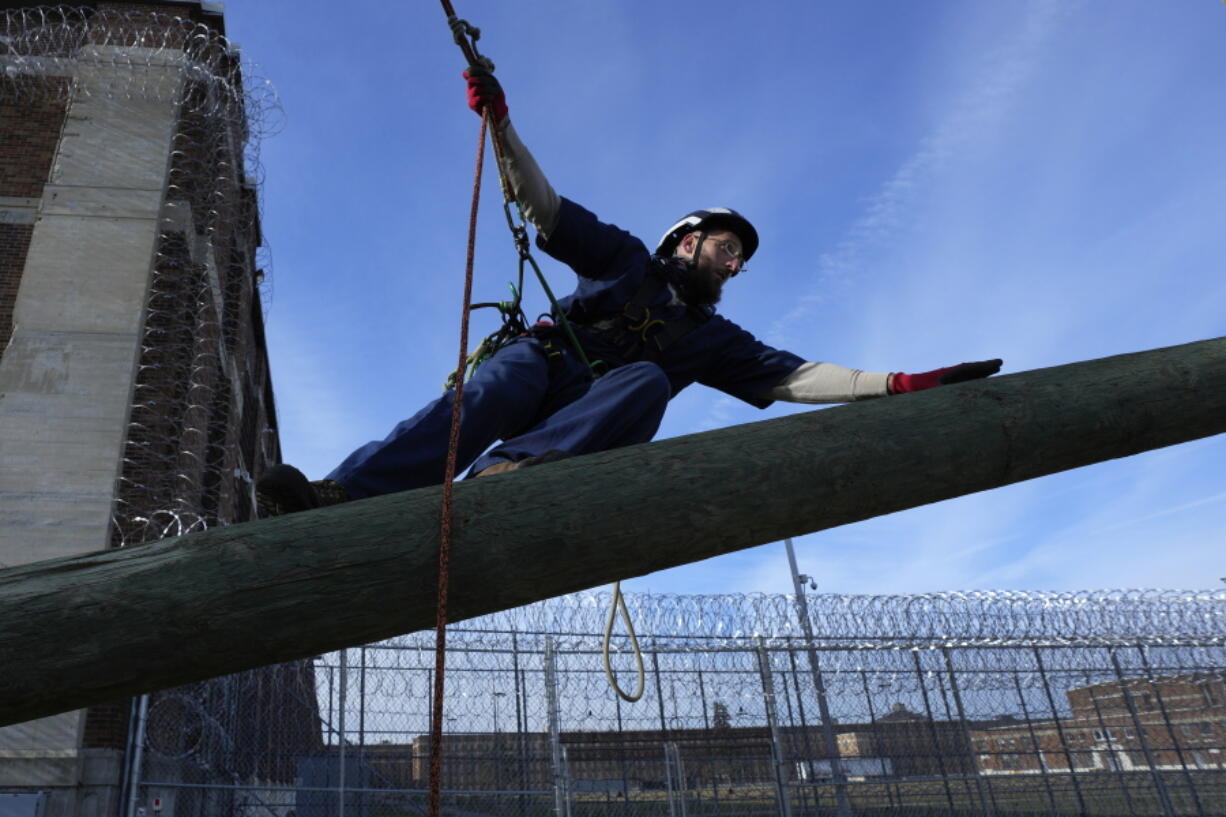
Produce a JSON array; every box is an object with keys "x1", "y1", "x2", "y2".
[
  {"x1": 3, "y1": 9, "x2": 1221, "y2": 817},
  {"x1": 127, "y1": 588, "x2": 1226, "y2": 817}
]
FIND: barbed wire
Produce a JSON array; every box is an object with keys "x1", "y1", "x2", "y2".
[
  {"x1": 411, "y1": 588, "x2": 1226, "y2": 652},
  {"x1": 1, "y1": 6, "x2": 281, "y2": 130},
  {"x1": 302, "y1": 590, "x2": 1226, "y2": 745}
]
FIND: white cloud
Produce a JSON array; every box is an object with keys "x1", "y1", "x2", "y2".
[{"x1": 767, "y1": 0, "x2": 1067, "y2": 353}]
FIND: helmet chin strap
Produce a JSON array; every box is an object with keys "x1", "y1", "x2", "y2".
[
  {"x1": 684, "y1": 230, "x2": 709, "y2": 271},
  {"x1": 669, "y1": 231, "x2": 716, "y2": 306}
]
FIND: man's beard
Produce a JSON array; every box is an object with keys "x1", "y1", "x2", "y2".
[{"x1": 680, "y1": 261, "x2": 723, "y2": 306}]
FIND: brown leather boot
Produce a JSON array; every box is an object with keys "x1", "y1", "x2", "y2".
[
  {"x1": 473, "y1": 449, "x2": 574, "y2": 478},
  {"x1": 256, "y1": 464, "x2": 350, "y2": 518}
]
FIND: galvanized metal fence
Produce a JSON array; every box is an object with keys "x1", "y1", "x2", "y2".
[{"x1": 128, "y1": 588, "x2": 1226, "y2": 817}]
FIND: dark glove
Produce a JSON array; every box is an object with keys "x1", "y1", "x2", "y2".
[
  {"x1": 890, "y1": 359, "x2": 1003, "y2": 394},
  {"x1": 463, "y1": 66, "x2": 508, "y2": 124}
]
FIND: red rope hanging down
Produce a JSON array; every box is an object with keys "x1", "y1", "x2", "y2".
[
  {"x1": 427, "y1": 110, "x2": 489, "y2": 817},
  {"x1": 429, "y1": 4, "x2": 504, "y2": 814}
]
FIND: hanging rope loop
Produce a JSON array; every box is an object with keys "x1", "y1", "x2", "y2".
[{"x1": 603, "y1": 580, "x2": 646, "y2": 702}]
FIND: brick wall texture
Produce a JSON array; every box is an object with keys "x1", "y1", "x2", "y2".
[
  {"x1": 0, "y1": 95, "x2": 67, "y2": 356},
  {"x1": 0, "y1": 223, "x2": 35, "y2": 355},
  {"x1": 0, "y1": 96, "x2": 66, "y2": 198}
]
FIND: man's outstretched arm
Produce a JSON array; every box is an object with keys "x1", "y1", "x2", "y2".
[
  {"x1": 765, "y1": 359, "x2": 1003, "y2": 404},
  {"x1": 465, "y1": 67, "x2": 560, "y2": 239}
]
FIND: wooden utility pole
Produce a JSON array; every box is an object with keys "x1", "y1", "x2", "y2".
[{"x1": 1, "y1": 337, "x2": 1223, "y2": 725}]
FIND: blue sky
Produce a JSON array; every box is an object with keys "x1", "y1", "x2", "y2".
[{"x1": 223, "y1": 1, "x2": 1225, "y2": 596}]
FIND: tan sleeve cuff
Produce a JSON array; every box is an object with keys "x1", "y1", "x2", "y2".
[
  {"x1": 764, "y1": 362, "x2": 891, "y2": 404},
  {"x1": 498, "y1": 119, "x2": 561, "y2": 239}
]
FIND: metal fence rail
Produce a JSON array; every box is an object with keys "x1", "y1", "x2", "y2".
[{"x1": 134, "y1": 588, "x2": 1226, "y2": 817}]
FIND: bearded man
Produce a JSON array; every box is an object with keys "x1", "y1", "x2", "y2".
[{"x1": 256, "y1": 70, "x2": 1001, "y2": 515}]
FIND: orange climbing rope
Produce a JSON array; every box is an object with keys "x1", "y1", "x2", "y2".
[
  {"x1": 427, "y1": 6, "x2": 648, "y2": 811},
  {"x1": 427, "y1": 108, "x2": 486, "y2": 817},
  {"x1": 428, "y1": 10, "x2": 492, "y2": 817}
]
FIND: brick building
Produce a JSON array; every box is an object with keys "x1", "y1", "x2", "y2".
[
  {"x1": 972, "y1": 673, "x2": 1226, "y2": 775},
  {"x1": 0, "y1": 4, "x2": 319, "y2": 816},
  {"x1": 400, "y1": 710, "x2": 1017, "y2": 793},
  {"x1": 833, "y1": 703, "x2": 998, "y2": 779}
]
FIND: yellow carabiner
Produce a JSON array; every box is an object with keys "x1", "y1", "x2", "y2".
[{"x1": 626, "y1": 307, "x2": 665, "y2": 339}]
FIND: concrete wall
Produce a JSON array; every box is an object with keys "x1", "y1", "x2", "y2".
[{"x1": 0, "y1": 49, "x2": 183, "y2": 816}]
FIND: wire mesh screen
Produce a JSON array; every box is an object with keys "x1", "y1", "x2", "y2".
[
  {"x1": 1, "y1": 4, "x2": 282, "y2": 547},
  {"x1": 134, "y1": 589, "x2": 1226, "y2": 817}
]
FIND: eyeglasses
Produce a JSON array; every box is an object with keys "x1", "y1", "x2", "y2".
[{"x1": 707, "y1": 238, "x2": 747, "y2": 275}]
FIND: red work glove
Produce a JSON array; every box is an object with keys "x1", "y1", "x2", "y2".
[
  {"x1": 889, "y1": 359, "x2": 1003, "y2": 394},
  {"x1": 463, "y1": 66, "x2": 508, "y2": 124}
]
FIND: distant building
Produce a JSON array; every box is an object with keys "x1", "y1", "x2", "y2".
[
  {"x1": 403, "y1": 710, "x2": 1016, "y2": 792},
  {"x1": 378, "y1": 678, "x2": 1226, "y2": 797},
  {"x1": 834, "y1": 702, "x2": 1017, "y2": 779},
  {"x1": 971, "y1": 673, "x2": 1226, "y2": 775}
]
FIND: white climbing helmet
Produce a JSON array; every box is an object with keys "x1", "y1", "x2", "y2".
[{"x1": 655, "y1": 207, "x2": 759, "y2": 263}]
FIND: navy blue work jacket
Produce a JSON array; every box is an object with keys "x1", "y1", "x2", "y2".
[{"x1": 539, "y1": 198, "x2": 805, "y2": 409}]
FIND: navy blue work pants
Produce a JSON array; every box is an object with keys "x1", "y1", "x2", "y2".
[{"x1": 327, "y1": 338, "x2": 671, "y2": 499}]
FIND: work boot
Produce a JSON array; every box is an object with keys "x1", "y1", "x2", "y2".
[
  {"x1": 473, "y1": 449, "x2": 573, "y2": 478},
  {"x1": 256, "y1": 464, "x2": 351, "y2": 518}
]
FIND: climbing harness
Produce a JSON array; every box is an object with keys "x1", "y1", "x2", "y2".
[{"x1": 574, "y1": 256, "x2": 713, "y2": 364}]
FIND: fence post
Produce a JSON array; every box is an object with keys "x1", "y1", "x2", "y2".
[
  {"x1": 788, "y1": 648, "x2": 818, "y2": 813},
  {"x1": 785, "y1": 538, "x2": 852, "y2": 817},
  {"x1": 1032, "y1": 647, "x2": 1089, "y2": 815},
  {"x1": 123, "y1": 694, "x2": 150, "y2": 817},
  {"x1": 653, "y1": 651, "x2": 668, "y2": 732},
  {"x1": 1010, "y1": 669, "x2": 1059, "y2": 815},
  {"x1": 675, "y1": 742, "x2": 690, "y2": 817},
  {"x1": 545, "y1": 637, "x2": 569, "y2": 817},
  {"x1": 338, "y1": 648, "x2": 347, "y2": 817},
  {"x1": 512, "y1": 632, "x2": 527, "y2": 817},
  {"x1": 912, "y1": 649, "x2": 958, "y2": 814},
  {"x1": 1133, "y1": 645, "x2": 1207, "y2": 817},
  {"x1": 941, "y1": 647, "x2": 996, "y2": 817},
  {"x1": 664, "y1": 742, "x2": 680, "y2": 817},
  {"x1": 359, "y1": 646, "x2": 367, "y2": 758},
  {"x1": 1110, "y1": 648, "x2": 1178, "y2": 817},
  {"x1": 756, "y1": 639, "x2": 794, "y2": 817},
  {"x1": 698, "y1": 668, "x2": 710, "y2": 730},
  {"x1": 1081, "y1": 667, "x2": 1139, "y2": 813},
  {"x1": 859, "y1": 670, "x2": 903, "y2": 808}
]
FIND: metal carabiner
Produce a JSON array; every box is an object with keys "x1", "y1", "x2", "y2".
[{"x1": 447, "y1": 16, "x2": 495, "y2": 72}]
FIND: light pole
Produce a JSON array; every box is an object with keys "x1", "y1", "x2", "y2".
[
  {"x1": 785, "y1": 538, "x2": 852, "y2": 817},
  {"x1": 492, "y1": 690, "x2": 506, "y2": 734}
]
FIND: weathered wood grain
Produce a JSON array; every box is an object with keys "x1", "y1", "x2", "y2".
[{"x1": 1, "y1": 337, "x2": 1223, "y2": 725}]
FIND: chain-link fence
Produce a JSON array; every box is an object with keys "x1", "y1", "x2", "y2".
[{"x1": 131, "y1": 588, "x2": 1226, "y2": 817}]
